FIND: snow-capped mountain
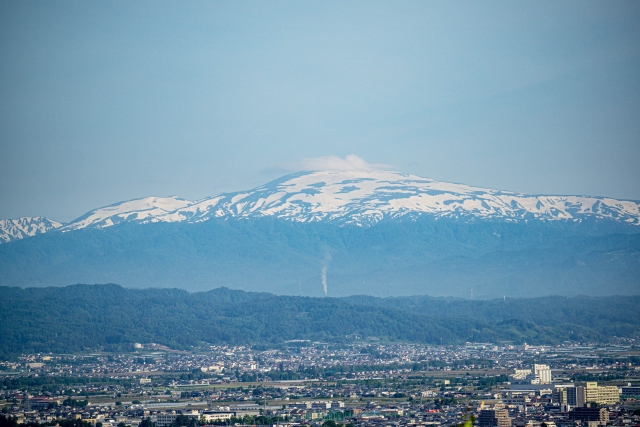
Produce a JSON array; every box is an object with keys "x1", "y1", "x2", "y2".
[
  {"x1": 149, "y1": 170, "x2": 640, "y2": 226},
  {"x1": 62, "y1": 196, "x2": 193, "y2": 231},
  {"x1": 0, "y1": 217, "x2": 63, "y2": 243},
  {"x1": 2, "y1": 170, "x2": 639, "y2": 244}
]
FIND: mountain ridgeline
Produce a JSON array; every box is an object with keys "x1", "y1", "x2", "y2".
[
  {"x1": 0, "y1": 170, "x2": 639, "y2": 298},
  {"x1": 1, "y1": 284, "x2": 639, "y2": 358}
]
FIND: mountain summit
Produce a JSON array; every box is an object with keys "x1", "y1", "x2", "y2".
[
  {"x1": 2, "y1": 170, "x2": 638, "y2": 244},
  {"x1": 148, "y1": 170, "x2": 640, "y2": 226}
]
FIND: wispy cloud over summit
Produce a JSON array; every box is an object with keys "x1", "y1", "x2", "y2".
[{"x1": 267, "y1": 155, "x2": 394, "y2": 174}]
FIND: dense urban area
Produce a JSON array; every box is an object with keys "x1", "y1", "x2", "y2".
[{"x1": 2, "y1": 340, "x2": 640, "y2": 427}]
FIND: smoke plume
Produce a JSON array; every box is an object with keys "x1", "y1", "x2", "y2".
[
  {"x1": 321, "y1": 266, "x2": 328, "y2": 296},
  {"x1": 321, "y1": 252, "x2": 332, "y2": 296}
]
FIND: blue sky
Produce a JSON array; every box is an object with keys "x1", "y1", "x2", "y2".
[{"x1": 1, "y1": 1, "x2": 639, "y2": 222}]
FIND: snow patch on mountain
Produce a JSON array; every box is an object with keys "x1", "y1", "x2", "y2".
[
  {"x1": 2, "y1": 170, "x2": 639, "y2": 244},
  {"x1": 148, "y1": 170, "x2": 640, "y2": 226},
  {"x1": 0, "y1": 217, "x2": 63, "y2": 243},
  {"x1": 61, "y1": 196, "x2": 193, "y2": 231}
]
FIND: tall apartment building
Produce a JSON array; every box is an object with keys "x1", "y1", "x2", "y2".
[
  {"x1": 585, "y1": 382, "x2": 621, "y2": 405},
  {"x1": 567, "y1": 385, "x2": 586, "y2": 407},
  {"x1": 553, "y1": 384, "x2": 586, "y2": 407},
  {"x1": 478, "y1": 409, "x2": 512, "y2": 427},
  {"x1": 552, "y1": 387, "x2": 568, "y2": 405}
]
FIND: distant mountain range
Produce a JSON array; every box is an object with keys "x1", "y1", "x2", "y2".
[
  {"x1": 1, "y1": 170, "x2": 639, "y2": 297},
  {"x1": 0, "y1": 217, "x2": 62, "y2": 244},
  {"x1": 2, "y1": 170, "x2": 640, "y2": 243}
]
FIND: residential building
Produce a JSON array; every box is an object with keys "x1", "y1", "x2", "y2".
[
  {"x1": 156, "y1": 412, "x2": 178, "y2": 427},
  {"x1": 24, "y1": 397, "x2": 59, "y2": 410},
  {"x1": 567, "y1": 385, "x2": 586, "y2": 407},
  {"x1": 585, "y1": 382, "x2": 620, "y2": 405},
  {"x1": 201, "y1": 411, "x2": 234, "y2": 422},
  {"x1": 554, "y1": 384, "x2": 585, "y2": 408},
  {"x1": 478, "y1": 409, "x2": 512, "y2": 427},
  {"x1": 552, "y1": 387, "x2": 567, "y2": 405},
  {"x1": 568, "y1": 407, "x2": 609, "y2": 424},
  {"x1": 621, "y1": 385, "x2": 640, "y2": 398}
]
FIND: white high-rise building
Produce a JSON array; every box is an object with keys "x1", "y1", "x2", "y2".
[{"x1": 534, "y1": 364, "x2": 552, "y2": 384}]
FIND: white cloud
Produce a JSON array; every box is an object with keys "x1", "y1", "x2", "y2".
[{"x1": 267, "y1": 154, "x2": 394, "y2": 173}]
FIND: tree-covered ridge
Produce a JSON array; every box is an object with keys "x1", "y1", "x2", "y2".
[
  {"x1": 1, "y1": 284, "x2": 639, "y2": 358},
  {"x1": 344, "y1": 293, "x2": 640, "y2": 337}
]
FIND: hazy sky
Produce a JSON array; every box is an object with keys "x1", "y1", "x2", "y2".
[{"x1": 1, "y1": 1, "x2": 639, "y2": 222}]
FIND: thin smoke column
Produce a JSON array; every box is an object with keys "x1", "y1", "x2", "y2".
[
  {"x1": 321, "y1": 252, "x2": 332, "y2": 296},
  {"x1": 321, "y1": 266, "x2": 328, "y2": 296}
]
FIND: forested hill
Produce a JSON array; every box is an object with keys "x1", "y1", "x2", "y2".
[{"x1": 1, "y1": 284, "x2": 639, "y2": 358}]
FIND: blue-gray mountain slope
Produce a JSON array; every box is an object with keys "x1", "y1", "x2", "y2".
[{"x1": 0, "y1": 216, "x2": 637, "y2": 298}]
